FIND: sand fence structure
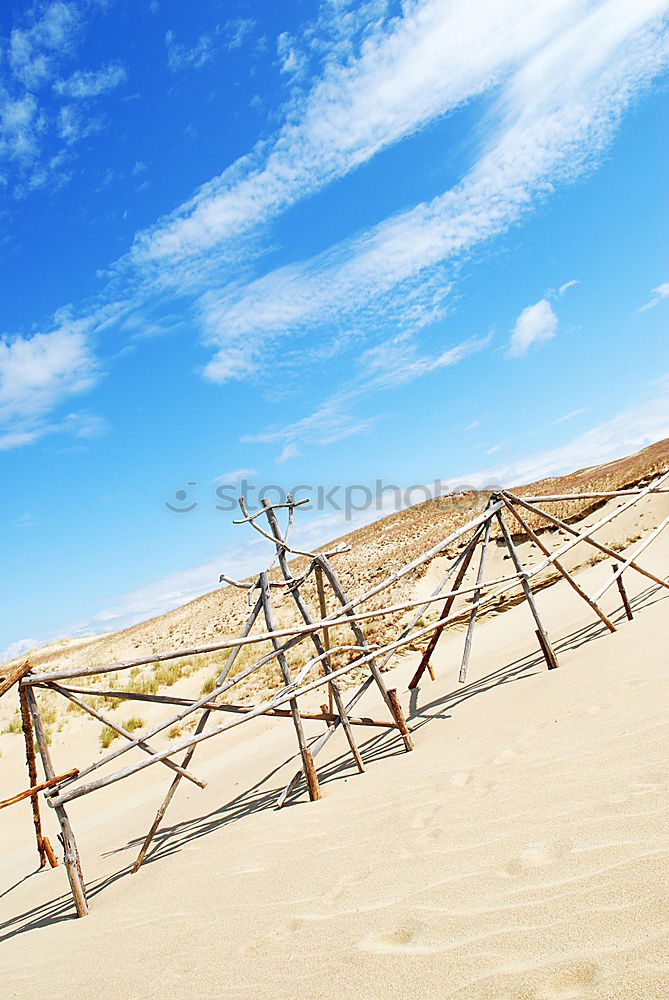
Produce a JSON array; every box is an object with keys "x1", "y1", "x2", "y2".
[{"x1": 2, "y1": 472, "x2": 668, "y2": 918}]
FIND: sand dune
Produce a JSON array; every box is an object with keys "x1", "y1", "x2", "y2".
[{"x1": 1, "y1": 482, "x2": 667, "y2": 998}]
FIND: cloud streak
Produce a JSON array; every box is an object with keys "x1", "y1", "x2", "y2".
[
  {"x1": 638, "y1": 280, "x2": 669, "y2": 312},
  {"x1": 182, "y1": 0, "x2": 669, "y2": 384}
]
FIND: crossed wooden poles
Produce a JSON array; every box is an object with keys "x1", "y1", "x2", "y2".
[{"x1": 4, "y1": 471, "x2": 668, "y2": 919}]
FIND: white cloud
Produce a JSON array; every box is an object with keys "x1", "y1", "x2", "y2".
[
  {"x1": 8, "y1": 2, "x2": 80, "y2": 89},
  {"x1": 638, "y1": 281, "x2": 669, "y2": 312},
  {"x1": 277, "y1": 442, "x2": 300, "y2": 463},
  {"x1": 57, "y1": 104, "x2": 94, "y2": 144},
  {"x1": 0, "y1": 320, "x2": 100, "y2": 449},
  {"x1": 211, "y1": 467, "x2": 257, "y2": 483},
  {"x1": 168, "y1": 0, "x2": 669, "y2": 383},
  {"x1": 133, "y1": 0, "x2": 589, "y2": 266},
  {"x1": 226, "y1": 18, "x2": 255, "y2": 51},
  {"x1": 559, "y1": 279, "x2": 579, "y2": 295},
  {"x1": 54, "y1": 63, "x2": 127, "y2": 99},
  {"x1": 0, "y1": 94, "x2": 41, "y2": 164},
  {"x1": 1, "y1": 637, "x2": 37, "y2": 665},
  {"x1": 508, "y1": 299, "x2": 559, "y2": 357},
  {"x1": 551, "y1": 407, "x2": 586, "y2": 424},
  {"x1": 243, "y1": 334, "x2": 490, "y2": 458},
  {"x1": 165, "y1": 28, "x2": 215, "y2": 71},
  {"x1": 456, "y1": 379, "x2": 669, "y2": 488}
]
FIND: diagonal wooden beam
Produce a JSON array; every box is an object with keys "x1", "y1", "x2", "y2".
[
  {"x1": 501, "y1": 496, "x2": 616, "y2": 632},
  {"x1": 409, "y1": 523, "x2": 486, "y2": 689}
]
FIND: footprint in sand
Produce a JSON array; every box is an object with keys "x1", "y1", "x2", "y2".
[
  {"x1": 358, "y1": 920, "x2": 424, "y2": 953},
  {"x1": 451, "y1": 769, "x2": 475, "y2": 787},
  {"x1": 538, "y1": 960, "x2": 600, "y2": 999},
  {"x1": 503, "y1": 839, "x2": 572, "y2": 876}
]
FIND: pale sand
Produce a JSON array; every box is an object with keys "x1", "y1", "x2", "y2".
[{"x1": 1, "y1": 497, "x2": 668, "y2": 999}]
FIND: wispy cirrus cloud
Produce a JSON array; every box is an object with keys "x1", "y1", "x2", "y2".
[
  {"x1": 243, "y1": 334, "x2": 490, "y2": 458},
  {"x1": 457, "y1": 377, "x2": 669, "y2": 487},
  {"x1": 0, "y1": 318, "x2": 102, "y2": 449},
  {"x1": 638, "y1": 280, "x2": 669, "y2": 312},
  {"x1": 165, "y1": 18, "x2": 256, "y2": 72},
  {"x1": 133, "y1": 0, "x2": 585, "y2": 267},
  {"x1": 170, "y1": 0, "x2": 669, "y2": 385},
  {"x1": 1, "y1": 2, "x2": 127, "y2": 195},
  {"x1": 54, "y1": 63, "x2": 127, "y2": 99},
  {"x1": 8, "y1": 1, "x2": 80, "y2": 89}
]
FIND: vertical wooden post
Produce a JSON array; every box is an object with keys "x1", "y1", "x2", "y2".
[
  {"x1": 261, "y1": 500, "x2": 365, "y2": 775},
  {"x1": 260, "y1": 572, "x2": 322, "y2": 801},
  {"x1": 409, "y1": 523, "x2": 485, "y2": 689},
  {"x1": 315, "y1": 564, "x2": 334, "y2": 715},
  {"x1": 19, "y1": 688, "x2": 47, "y2": 868},
  {"x1": 502, "y1": 497, "x2": 616, "y2": 633},
  {"x1": 386, "y1": 689, "x2": 414, "y2": 750},
  {"x1": 613, "y1": 563, "x2": 634, "y2": 620},
  {"x1": 24, "y1": 687, "x2": 88, "y2": 916},
  {"x1": 316, "y1": 554, "x2": 414, "y2": 753},
  {"x1": 496, "y1": 510, "x2": 559, "y2": 670},
  {"x1": 459, "y1": 513, "x2": 493, "y2": 683}
]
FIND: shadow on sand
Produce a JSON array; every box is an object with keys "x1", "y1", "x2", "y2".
[{"x1": 1, "y1": 582, "x2": 665, "y2": 942}]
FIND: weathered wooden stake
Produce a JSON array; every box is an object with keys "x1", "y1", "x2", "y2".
[
  {"x1": 315, "y1": 564, "x2": 334, "y2": 715},
  {"x1": 501, "y1": 496, "x2": 616, "y2": 633},
  {"x1": 19, "y1": 687, "x2": 47, "y2": 867},
  {"x1": 260, "y1": 571, "x2": 322, "y2": 801},
  {"x1": 613, "y1": 563, "x2": 634, "y2": 620},
  {"x1": 25, "y1": 687, "x2": 88, "y2": 916},
  {"x1": 459, "y1": 513, "x2": 493, "y2": 683},
  {"x1": 1, "y1": 660, "x2": 33, "y2": 699},
  {"x1": 318, "y1": 553, "x2": 414, "y2": 753},
  {"x1": 261, "y1": 499, "x2": 365, "y2": 776},
  {"x1": 409, "y1": 523, "x2": 485, "y2": 689},
  {"x1": 386, "y1": 689, "x2": 414, "y2": 750},
  {"x1": 496, "y1": 510, "x2": 559, "y2": 670},
  {"x1": 42, "y1": 836, "x2": 58, "y2": 868}
]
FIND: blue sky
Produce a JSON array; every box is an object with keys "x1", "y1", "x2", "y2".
[{"x1": 1, "y1": 0, "x2": 668, "y2": 659}]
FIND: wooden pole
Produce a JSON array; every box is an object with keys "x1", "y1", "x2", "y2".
[
  {"x1": 503, "y1": 477, "x2": 669, "y2": 594},
  {"x1": 386, "y1": 689, "x2": 414, "y2": 750},
  {"x1": 1, "y1": 659, "x2": 33, "y2": 698},
  {"x1": 24, "y1": 687, "x2": 88, "y2": 916},
  {"x1": 132, "y1": 589, "x2": 264, "y2": 873},
  {"x1": 612, "y1": 563, "x2": 634, "y2": 620},
  {"x1": 35, "y1": 685, "x2": 393, "y2": 727},
  {"x1": 591, "y1": 512, "x2": 669, "y2": 603},
  {"x1": 458, "y1": 512, "x2": 493, "y2": 683},
  {"x1": 496, "y1": 510, "x2": 559, "y2": 670},
  {"x1": 259, "y1": 571, "x2": 321, "y2": 801},
  {"x1": 0, "y1": 770, "x2": 79, "y2": 810},
  {"x1": 501, "y1": 496, "x2": 616, "y2": 632},
  {"x1": 514, "y1": 486, "x2": 669, "y2": 502},
  {"x1": 409, "y1": 523, "x2": 485, "y2": 689},
  {"x1": 261, "y1": 499, "x2": 364, "y2": 775},
  {"x1": 317, "y1": 553, "x2": 414, "y2": 752},
  {"x1": 315, "y1": 564, "x2": 334, "y2": 715},
  {"x1": 18, "y1": 689, "x2": 47, "y2": 867}
]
